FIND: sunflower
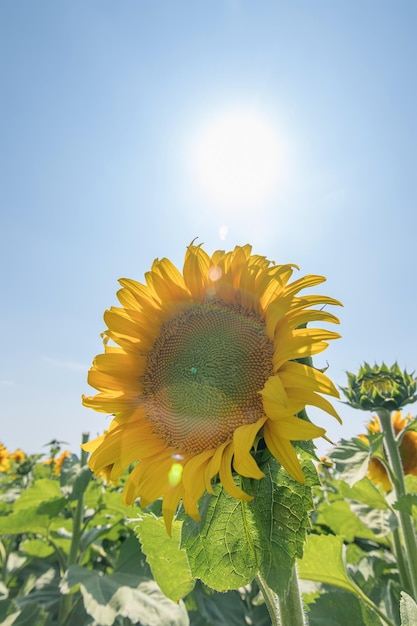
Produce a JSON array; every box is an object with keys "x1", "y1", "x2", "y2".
[
  {"x1": 0, "y1": 443, "x2": 10, "y2": 473},
  {"x1": 83, "y1": 243, "x2": 342, "y2": 532},
  {"x1": 53, "y1": 450, "x2": 71, "y2": 476},
  {"x1": 10, "y1": 449, "x2": 26, "y2": 464},
  {"x1": 364, "y1": 412, "x2": 417, "y2": 491}
]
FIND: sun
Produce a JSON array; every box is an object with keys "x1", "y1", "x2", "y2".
[{"x1": 193, "y1": 111, "x2": 283, "y2": 207}]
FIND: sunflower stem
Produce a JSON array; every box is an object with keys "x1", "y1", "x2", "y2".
[
  {"x1": 377, "y1": 409, "x2": 417, "y2": 600},
  {"x1": 279, "y1": 566, "x2": 307, "y2": 626},
  {"x1": 256, "y1": 566, "x2": 307, "y2": 626},
  {"x1": 256, "y1": 573, "x2": 281, "y2": 626},
  {"x1": 58, "y1": 433, "x2": 90, "y2": 625},
  {"x1": 392, "y1": 525, "x2": 412, "y2": 593}
]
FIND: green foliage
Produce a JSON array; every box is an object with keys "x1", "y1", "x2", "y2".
[
  {"x1": 134, "y1": 515, "x2": 195, "y2": 602},
  {"x1": 181, "y1": 457, "x2": 316, "y2": 596},
  {"x1": 400, "y1": 592, "x2": 417, "y2": 626},
  {"x1": 2, "y1": 415, "x2": 417, "y2": 626},
  {"x1": 306, "y1": 589, "x2": 380, "y2": 626}
]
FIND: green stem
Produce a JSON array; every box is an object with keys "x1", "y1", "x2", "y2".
[
  {"x1": 377, "y1": 409, "x2": 417, "y2": 600},
  {"x1": 256, "y1": 573, "x2": 281, "y2": 626},
  {"x1": 392, "y1": 526, "x2": 412, "y2": 593},
  {"x1": 256, "y1": 567, "x2": 307, "y2": 626},
  {"x1": 279, "y1": 566, "x2": 307, "y2": 626},
  {"x1": 58, "y1": 432, "x2": 90, "y2": 625}
]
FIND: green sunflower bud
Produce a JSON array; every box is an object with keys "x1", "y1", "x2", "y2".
[{"x1": 341, "y1": 362, "x2": 417, "y2": 412}]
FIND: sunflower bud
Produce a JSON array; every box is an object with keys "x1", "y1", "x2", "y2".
[{"x1": 341, "y1": 362, "x2": 417, "y2": 412}]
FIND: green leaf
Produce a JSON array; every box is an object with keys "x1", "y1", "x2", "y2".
[
  {"x1": 0, "y1": 601, "x2": 49, "y2": 626},
  {"x1": 393, "y1": 495, "x2": 417, "y2": 516},
  {"x1": 134, "y1": 515, "x2": 195, "y2": 602},
  {"x1": 305, "y1": 589, "x2": 381, "y2": 626},
  {"x1": 20, "y1": 539, "x2": 55, "y2": 558},
  {"x1": 328, "y1": 438, "x2": 372, "y2": 486},
  {"x1": 189, "y1": 582, "x2": 271, "y2": 626},
  {"x1": 400, "y1": 591, "x2": 417, "y2": 626},
  {"x1": 316, "y1": 500, "x2": 379, "y2": 543},
  {"x1": 181, "y1": 484, "x2": 257, "y2": 591},
  {"x1": 0, "y1": 508, "x2": 50, "y2": 535},
  {"x1": 62, "y1": 566, "x2": 189, "y2": 626},
  {"x1": 14, "y1": 479, "x2": 62, "y2": 512},
  {"x1": 298, "y1": 534, "x2": 361, "y2": 596},
  {"x1": 338, "y1": 477, "x2": 388, "y2": 510},
  {"x1": 181, "y1": 457, "x2": 315, "y2": 596},
  {"x1": 349, "y1": 503, "x2": 396, "y2": 538}
]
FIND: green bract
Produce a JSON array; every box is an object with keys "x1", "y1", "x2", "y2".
[{"x1": 341, "y1": 362, "x2": 417, "y2": 411}]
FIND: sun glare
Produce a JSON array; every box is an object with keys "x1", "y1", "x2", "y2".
[{"x1": 193, "y1": 111, "x2": 283, "y2": 207}]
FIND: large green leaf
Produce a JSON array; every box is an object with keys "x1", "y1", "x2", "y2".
[
  {"x1": 0, "y1": 603, "x2": 49, "y2": 626},
  {"x1": 13, "y1": 479, "x2": 62, "y2": 512},
  {"x1": 393, "y1": 495, "x2": 417, "y2": 517},
  {"x1": 0, "y1": 508, "x2": 50, "y2": 535},
  {"x1": 400, "y1": 591, "x2": 417, "y2": 626},
  {"x1": 349, "y1": 503, "x2": 396, "y2": 539},
  {"x1": 328, "y1": 438, "x2": 372, "y2": 486},
  {"x1": 20, "y1": 539, "x2": 55, "y2": 558},
  {"x1": 189, "y1": 582, "x2": 271, "y2": 626},
  {"x1": 62, "y1": 566, "x2": 189, "y2": 626},
  {"x1": 315, "y1": 500, "x2": 379, "y2": 543},
  {"x1": 134, "y1": 515, "x2": 195, "y2": 602},
  {"x1": 338, "y1": 477, "x2": 388, "y2": 510},
  {"x1": 305, "y1": 589, "x2": 381, "y2": 626},
  {"x1": 298, "y1": 534, "x2": 360, "y2": 595},
  {"x1": 181, "y1": 457, "x2": 315, "y2": 596}
]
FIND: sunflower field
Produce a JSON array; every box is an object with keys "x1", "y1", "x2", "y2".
[
  {"x1": 1, "y1": 245, "x2": 417, "y2": 625},
  {"x1": 1, "y1": 404, "x2": 417, "y2": 626}
]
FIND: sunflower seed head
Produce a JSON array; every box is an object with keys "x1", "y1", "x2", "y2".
[{"x1": 341, "y1": 362, "x2": 417, "y2": 411}]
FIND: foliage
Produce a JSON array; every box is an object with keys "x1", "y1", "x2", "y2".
[{"x1": 1, "y1": 409, "x2": 417, "y2": 625}]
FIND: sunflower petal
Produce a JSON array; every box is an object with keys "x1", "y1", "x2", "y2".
[
  {"x1": 219, "y1": 443, "x2": 253, "y2": 501},
  {"x1": 162, "y1": 483, "x2": 184, "y2": 536},
  {"x1": 233, "y1": 419, "x2": 267, "y2": 479},
  {"x1": 183, "y1": 244, "x2": 211, "y2": 300},
  {"x1": 267, "y1": 415, "x2": 325, "y2": 440},
  {"x1": 263, "y1": 423, "x2": 306, "y2": 483},
  {"x1": 278, "y1": 361, "x2": 339, "y2": 397}
]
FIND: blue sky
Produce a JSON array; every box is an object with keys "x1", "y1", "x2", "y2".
[{"x1": 1, "y1": 1, "x2": 416, "y2": 458}]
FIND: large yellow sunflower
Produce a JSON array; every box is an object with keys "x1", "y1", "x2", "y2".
[{"x1": 83, "y1": 243, "x2": 342, "y2": 532}]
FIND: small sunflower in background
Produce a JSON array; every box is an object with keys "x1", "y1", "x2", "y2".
[
  {"x1": 363, "y1": 412, "x2": 417, "y2": 492},
  {"x1": 10, "y1": 449, "x2": 26, "y2": 464},
  {"x1": 0, "y1": 443, "x2": 10, "y2": 473},
  {"x1": 53, "y1": 450, "x2": 71, "y2": 476},
  {"x1": 83, "y1": 243, "x2": 342, "y2": 532},
  {"x1": 43, "y1": 449, "x2": 71, "y2": 476}
]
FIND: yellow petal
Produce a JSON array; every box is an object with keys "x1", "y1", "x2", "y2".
[
  {"x1": 233, "y1": 418, "x2": 267, "y2": 479},
  {"x1": 267, "y1": 415, "x2": 325, "y2": 440},
  {"x1": 263, "y1": 423, "x2": 305, "y2": 483},
  {"x1": 162, "y1": 483, "x2": 184, "y2": 536},
  {"x1": 204, "y1": 441, "x2": 229, "y2": 494},
  {"x1": 117, "y1": 278, "x2": 157, "y2": 311},
  {"x1": 260, "y1": 375, "x2": 288, "y2": 408},
  {"x1": 182, "y1": 450, "x2": 213, "y2": 499},
  {"x1": 276, "y1": 309, "x2": 340, "y2": 333},
  {"x1": 287, "y1": 388, "x2": 342, "y2": 423},
  {"x1": 183, "y1": 244, "x2": 211, "y2": 301},
  {"x1": 283, "y1": 275, "x2": 326, "y2": 298},
  {"x1": 278, "y1": 361, "x2": 339, "y2": 397},
  {"x1": 219, "y1": 443, "x2": 253, "y2": 501}
]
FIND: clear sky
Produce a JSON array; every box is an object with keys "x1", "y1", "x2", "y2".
[{"x1": 1, "y1": 1, "x2": 416, "y2": 459}]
